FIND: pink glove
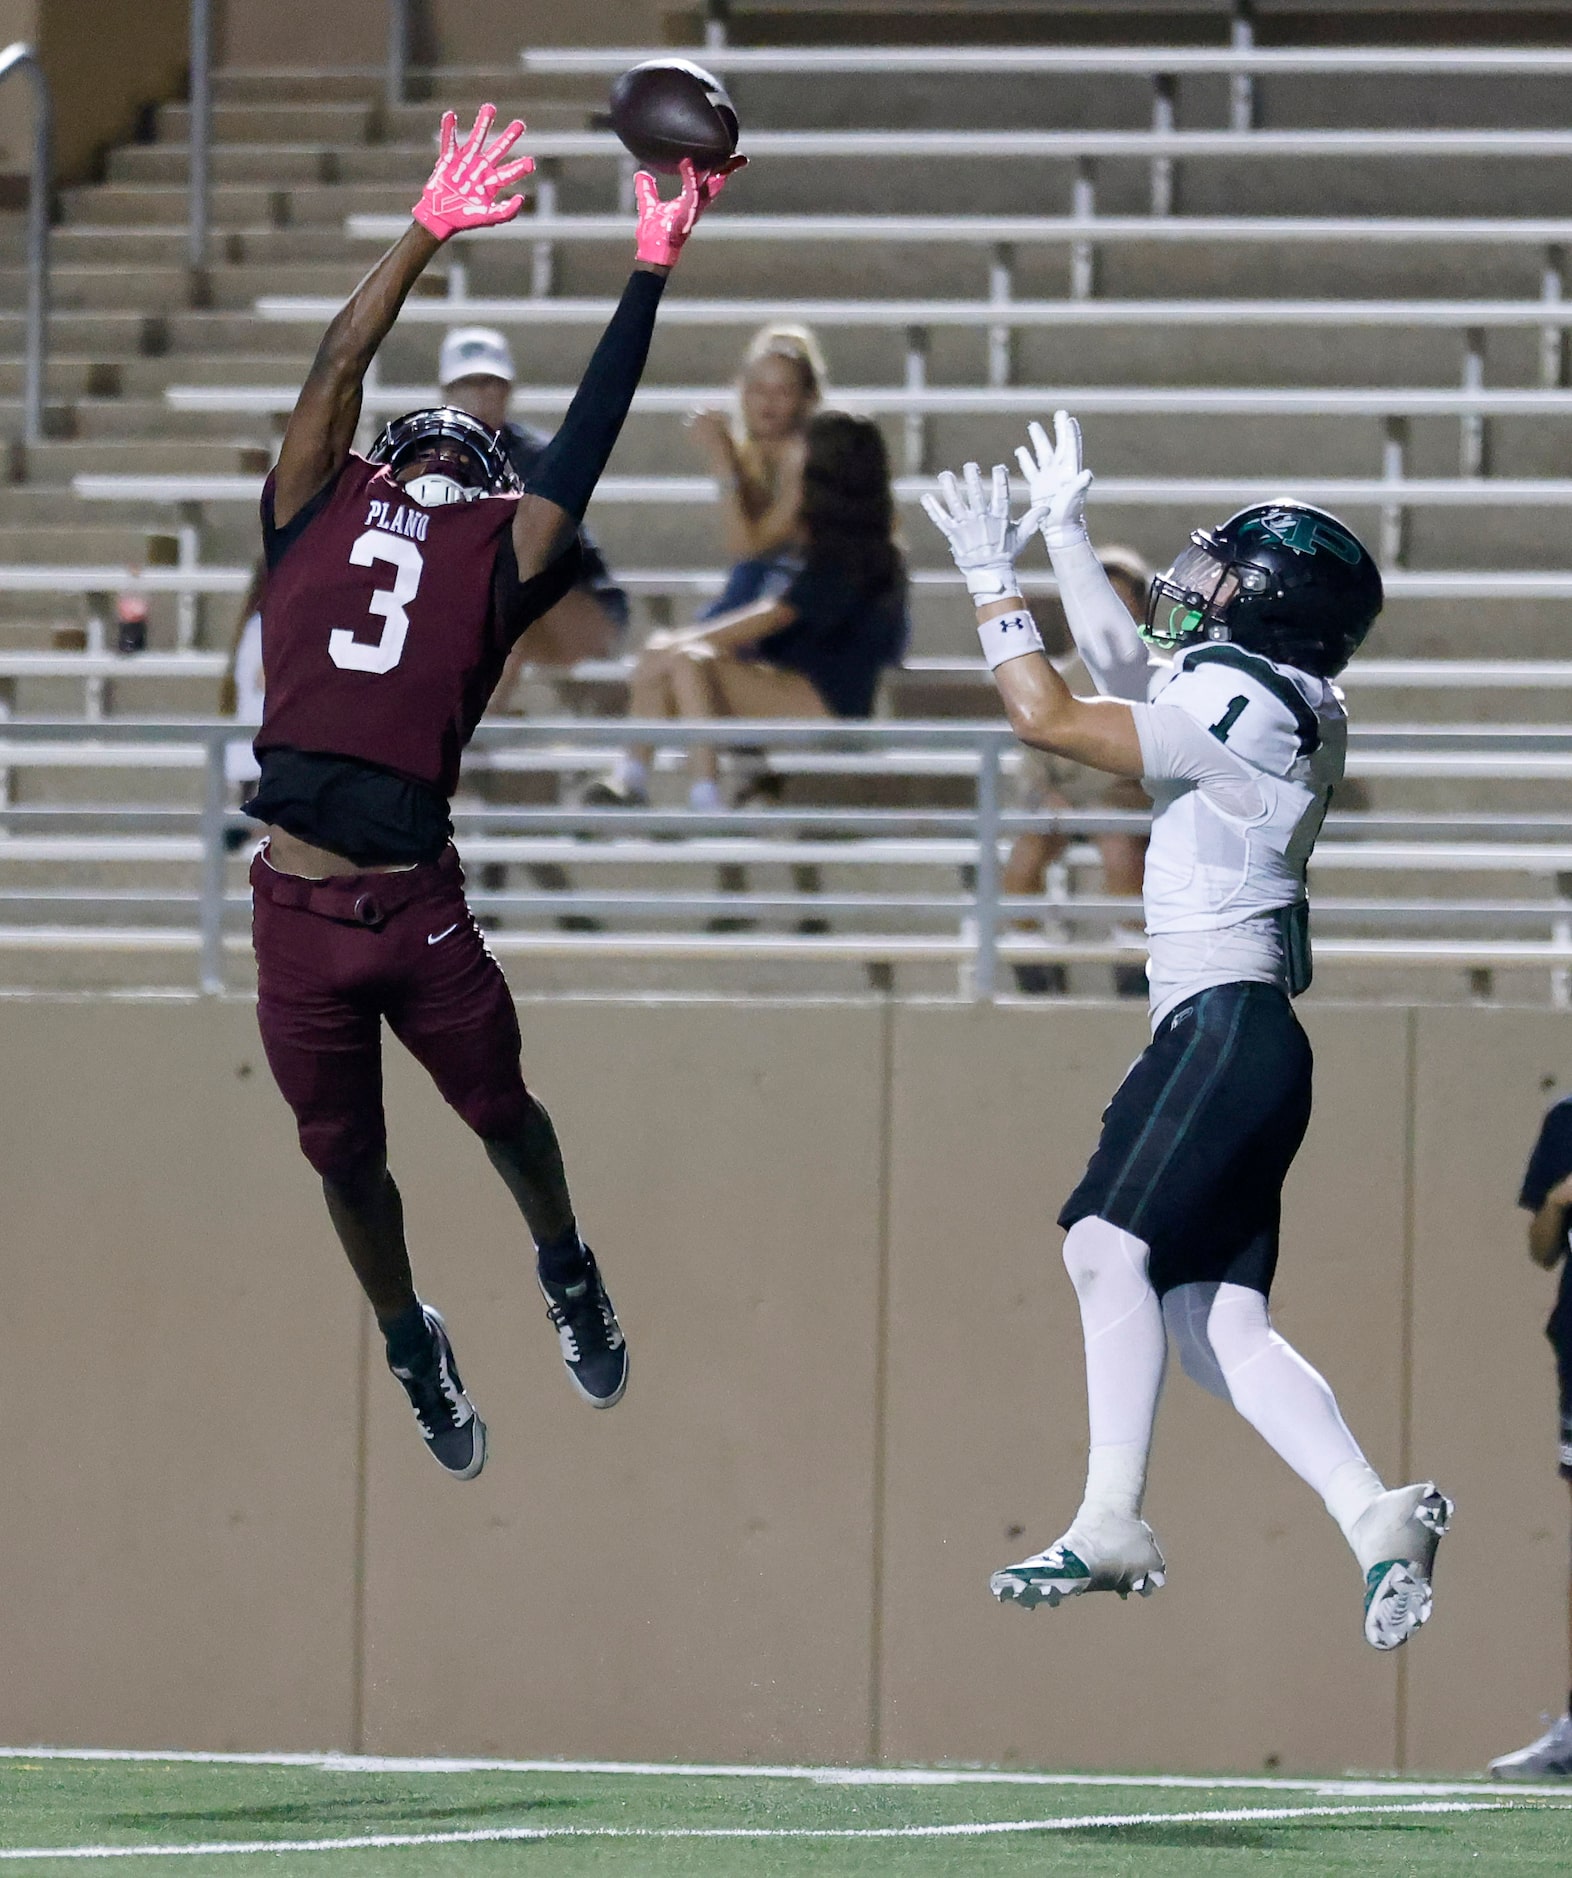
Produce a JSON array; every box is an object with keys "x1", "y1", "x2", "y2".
[
  {"x1": 633, "y1": 154, "x2": 746, "y2": 268},
  {"x1": 412, "y1": 104, "x2": 533, "y2": 241}
]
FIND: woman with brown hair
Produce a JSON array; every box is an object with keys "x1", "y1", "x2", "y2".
[{"x1": 591, "y1": 409, "x2": 909, "y2": 808}]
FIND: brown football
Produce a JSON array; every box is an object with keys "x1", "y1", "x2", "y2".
[{"x1": 607, "y1": 58, "x2": 740, "y2": 175}]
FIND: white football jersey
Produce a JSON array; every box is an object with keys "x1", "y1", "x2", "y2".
[{"x1": 1129, "y1": 643, "x2": 1346, "y2": 1030}]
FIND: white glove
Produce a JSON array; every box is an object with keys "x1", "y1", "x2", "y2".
[
  {"x1": 1016, "y1": 411, "x2": 1093, "y2": 548},
  {"x1": 921, "y1": 461, "x2": 1047, "y2": 603}
]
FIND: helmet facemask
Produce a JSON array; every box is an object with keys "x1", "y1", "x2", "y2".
[
  {"x1": 399, "y1": 441, "x2": 489, "y2": 509},
  {"x1": 367, "y1": 406, "x2": 522, "y2": 507},
  {"x1": 1143, "y1": 535, "x2": 1274, "y2": 653}
]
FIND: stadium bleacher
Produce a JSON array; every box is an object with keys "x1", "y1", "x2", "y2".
[{"x1": 3, "y1": 5, "x2": 1572, "y2": 996}]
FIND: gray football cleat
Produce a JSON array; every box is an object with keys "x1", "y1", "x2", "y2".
[
  {"x1": 991, "y1": 1511, "x2": 1166, "y2": 1610},
  {"x1": 1351, "y1": 1482, "x2": 1452, "y2": 1650},
  {"x1": 1489, "y1": 1714, "x2": 1572, "y2": 1781}
]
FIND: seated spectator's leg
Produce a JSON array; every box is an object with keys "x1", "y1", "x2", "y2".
[
  {"x1": 1100, "y1": 779, "x2": 1152, "y2": 1000},
  {"x1": 1004, "y1": 780, "x2": 1071, "y2": 997},
  {"x1": 622, "y1": 639, "x2": 687, "y2": 776},
  {"x1": 514, "y1": 589, "x2": 625, "y2": 673},
  {"x1": 670, "y1": 650, "x2": 827, "y2": 790}
]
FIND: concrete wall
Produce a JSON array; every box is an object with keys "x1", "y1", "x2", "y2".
[
  {"x1": 0, "y1": 996, "x2": 1566, "y2": 1772},
  {"x1": 30, "y1": 0, "x2": 189, "y2": 185}
]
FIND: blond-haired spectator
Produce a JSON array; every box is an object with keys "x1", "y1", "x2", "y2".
[{"x1": 685, "y1": 322, "x2": 827, "y2": 576}]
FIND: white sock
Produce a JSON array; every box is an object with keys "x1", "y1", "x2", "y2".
[
  {"x1": 1061, "y1": 1216, "x2": 1167, "y2": 1521},
  {"x1": 1202, "y1": 1283, "x2": 1385, "y2": 1523},
  {"x1": 688, "y1": 777, "x2": 722, "y2": 811},
  {"x1": 1324, "y1": 1456, "x2": 1388, "y2": 1547},
  {"x1": 613, "y1": 755, "x2": 648, "y2": 795}
]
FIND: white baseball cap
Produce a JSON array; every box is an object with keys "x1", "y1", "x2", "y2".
[{"x1": 439, "y1": 326, "x2": 515, "y2": 388}]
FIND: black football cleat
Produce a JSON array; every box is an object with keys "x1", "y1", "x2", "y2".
[
  {"x1": 539, "y1": 1251, "x2": 629, "y2": 1408},
  {"x1": 387, "y1": 1304, "x2": 487, "y2": 1480}
]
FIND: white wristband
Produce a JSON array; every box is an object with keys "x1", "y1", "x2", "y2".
[{"x1": 977, "y1": 607, "x2": 1045, "y2": 671}]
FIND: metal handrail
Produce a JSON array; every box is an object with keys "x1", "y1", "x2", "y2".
[
  {"x1": 0, "y1": 720, "x2": 1570, "y2": 997},
  {"x1": 521, "y1": 46, "x2": 1572, "y2": 78},
  {"x1": 387, "y1": 0, "x2": 410, "y2": 113},
  {"x1": 187, "y1": 0, "x2": 210, "y2": 275},
  {"x1": 0, "y1": 43, "x2": 50, "y2": 449}
]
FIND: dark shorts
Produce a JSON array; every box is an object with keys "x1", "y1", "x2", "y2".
[
  {"x1": 251, "y1": 843, "x2": 531, "y2": 1181},
  {"x1": 1553, "y1": 1331, "x2": 1572, "y2": 1482},
  {"x1": 1059, "y1": 980, "x2": 1314, "y2": 1299}
]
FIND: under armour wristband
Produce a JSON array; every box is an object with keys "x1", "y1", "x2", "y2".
[
  {"x1": 977, "y1": 607, "x2": 1045, "y2": 671},
  {"x1": 525, "y1": 268, "x2": 666, "y2": 524}
]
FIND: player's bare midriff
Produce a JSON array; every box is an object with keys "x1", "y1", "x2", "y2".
[{"x1": 265, "y1": 827, "x2": 416, "y2": 880}]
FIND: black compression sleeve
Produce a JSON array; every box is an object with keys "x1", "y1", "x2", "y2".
[{"x1": 524, "y1": 268, "x2": 666, "y2": 524}]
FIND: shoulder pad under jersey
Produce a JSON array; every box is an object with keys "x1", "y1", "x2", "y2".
[{"x1": 1159, "y1": 644, "x2": 1329, "y2": 776}]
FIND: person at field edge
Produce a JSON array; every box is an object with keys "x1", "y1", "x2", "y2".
[
  {"x1": 243, "y1": 104, "x2": 740, "y2": 1479},
  {"x1": 1490, "y1": 1093, "x2": 1572, "y2": 1779},
  {"x1": 924, "y1": 412, "x2": 1451, "y2": 1650},
  {"x1": 1005, "y1": 546, "x2": 1152, "y2": 999}
]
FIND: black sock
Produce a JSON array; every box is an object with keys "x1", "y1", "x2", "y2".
[
  {"x1": 380, "y1": 1298, "x2": 431, "y2": 1368},
  {"x1": 537, "y1": 1224, "x2": 589, "y2": 1288}
]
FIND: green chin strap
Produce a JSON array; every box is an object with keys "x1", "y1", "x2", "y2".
[{"x1": 1140, "y1": 599, "x2": 1206, "y2": 653}]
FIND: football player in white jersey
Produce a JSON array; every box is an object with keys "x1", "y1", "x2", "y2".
[{"x1": 924, "y1": 414, "x2": 1452, "y2": 1651}]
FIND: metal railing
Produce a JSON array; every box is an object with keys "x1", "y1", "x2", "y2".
[
  {"x1": 387, "y1": 0, "x2": 411, "y2": 113},
  {"x1": 4, "y1": 719, "x2": 1572, "y2": 999},
  {"x1": 521, "y1": 46, "x2": 1572, "y2": 79},
  {"x1": 187, "y1": 0, "x2": 210, "y2": 277},
  {"x1": 0, "y1": 42, "x2": 50, "y2": 450}
]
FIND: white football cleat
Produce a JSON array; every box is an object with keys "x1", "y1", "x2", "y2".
[
  {"x1": 1490, "y1": 1713, "x2": 1572, "y2": 1781},
  {"x1": 990, "y1": 1510, "x2": 1166, "y2": 1610},
  {"x1": 1351, "y1": 1482, "x2": 1452, "y2": 1651}
]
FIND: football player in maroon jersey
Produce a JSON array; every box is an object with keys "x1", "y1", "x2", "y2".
[{"x1": 246, "y1": 105, "x2": 741, "y2": 1479}]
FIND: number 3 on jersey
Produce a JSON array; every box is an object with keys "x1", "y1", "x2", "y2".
[{"x1": 329, "y1": 529, "x2": 423, "y2": 674}]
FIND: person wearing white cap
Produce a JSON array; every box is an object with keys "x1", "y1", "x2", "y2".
[{"x1": 439, "y1": 325, "x2": 629, "y2": 675}]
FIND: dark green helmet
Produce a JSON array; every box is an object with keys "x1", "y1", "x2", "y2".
[{"x1": 1143, "y1": 501, "x2": 1383, "y2": 678}]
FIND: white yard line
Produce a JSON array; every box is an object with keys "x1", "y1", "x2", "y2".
[
  {"x1": 1, "y1": 1745, "x2": 1566, "y2": 1800},
  {"x1": 0, "y1": 1800, "x2": 1549, "y2": 1862}
]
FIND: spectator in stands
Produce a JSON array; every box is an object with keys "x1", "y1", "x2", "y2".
[
  {"x1": 684, "y1": 321, "x2": 826, "y2": 603},
  {"x1": 438, "y1": 326, "x2": 629, "y2": 683},
  {"x1": 1004, "y1": 548, "x2": 1152, "y2": 998},
  {"x1": 1489, "y1": 1093, "x2": 1572, "y2": 1780},
  {"x1": 440, "y1": 327, "x2": 632, "y2": 913},
  {"x1": 589, "y1": 410, "x2": 908, "y2": 809}
]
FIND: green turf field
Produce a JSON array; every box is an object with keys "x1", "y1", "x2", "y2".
[{"x1": 2, "y1": 1752, "x2": 1571, "y2": 1875}]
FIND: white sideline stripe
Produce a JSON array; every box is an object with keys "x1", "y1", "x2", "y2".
[
  {"x1": 1, "y1": 1746, "x2": 1567, "y2": 1798},
  {"x1": 0, "y1": 1801, "x2": 1547, "y2": 1861}
]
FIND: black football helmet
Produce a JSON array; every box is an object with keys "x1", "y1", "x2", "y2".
[
  {"x1": 367, "y1": 406, "x2": 522, "y2": 502},
  {"x1": 1143, "y1": 500, "x2": 1383, "y2": 678}
]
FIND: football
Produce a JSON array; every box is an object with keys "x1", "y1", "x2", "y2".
[{"x1": 607, "y1": 58, "x2": 740, "y2": 174}]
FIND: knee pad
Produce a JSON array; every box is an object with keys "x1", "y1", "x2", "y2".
[
  {"x1": 1062, "y1": 1215, "x2": 1149, "y2": 1300},
  {"x1": 1161, "y1": 1282, "x2": 1230, "y2": 1400}
]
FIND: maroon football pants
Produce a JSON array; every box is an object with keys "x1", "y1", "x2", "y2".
[{"x1": 251, "y1": 843, "x2": 532, "y2": 1183}]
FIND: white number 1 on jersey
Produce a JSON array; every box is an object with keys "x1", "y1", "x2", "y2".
[{"x1": 329, "y1": 529, "x2": 424, "y2": 674}]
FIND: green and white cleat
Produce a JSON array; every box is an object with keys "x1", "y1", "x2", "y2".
[
  {"x1": 990, "y1": 1512, "x2": 1166, "y2": 1611},
  {"x1": 1352, "y1": 1482, "x2": 1453, "y2": 1651}
]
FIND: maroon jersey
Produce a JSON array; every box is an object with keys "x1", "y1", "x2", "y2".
[{"x1": 256, "y1": 454, "x2": 577, "y2": 796}]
